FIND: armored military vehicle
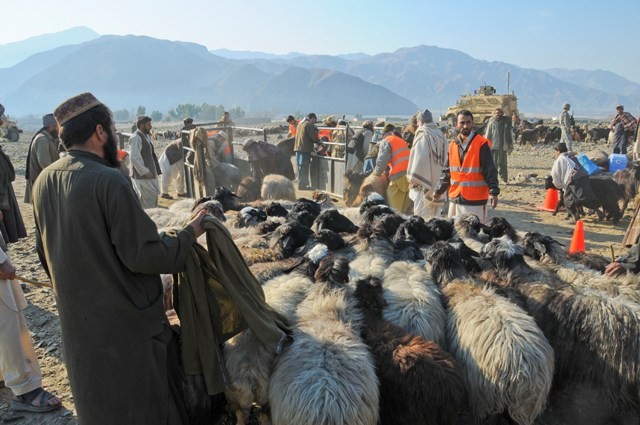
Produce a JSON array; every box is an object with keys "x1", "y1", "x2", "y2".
[
  {"x1": 0, "y1": 116, "x2": 22, "y2": 142},
  {"x1": 441, "y1": 85, "x2": 518, "y2": 126}
]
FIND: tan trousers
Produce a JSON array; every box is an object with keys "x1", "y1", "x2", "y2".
[{"x1": 386, "y1": 175, "x2": 413, "y2": 215}]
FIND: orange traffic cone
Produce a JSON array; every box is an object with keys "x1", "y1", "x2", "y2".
[
  {"x1": 569, "y1": 219, "x2": 585, "y2": 254},
  {"x1": 538, "y1": 188, "x2": 559, "y2": 212}
]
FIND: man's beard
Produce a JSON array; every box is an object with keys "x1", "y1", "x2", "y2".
[
  {"x1": 104, "y1": 132, "x2": 119, "y2": 168},
  {"x1": 142, "y1": 126, "x2": 151, "y2": 135},
  {"x1": 460, "y1": 128, "x2": 471, "y2": 137}
]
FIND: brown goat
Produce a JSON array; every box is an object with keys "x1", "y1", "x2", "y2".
[{"x1": 354, "y1": 276, "x2": 467, "y2": 425}]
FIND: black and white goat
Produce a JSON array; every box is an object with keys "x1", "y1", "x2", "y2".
[
  {"x1": 426, "y1": 241, "x2": 555, "y2": 425},
  {"x1": 268, "y1": 257, "x2": 379, "y2": 425}
]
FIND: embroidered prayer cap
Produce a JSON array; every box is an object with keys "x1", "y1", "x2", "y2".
[
  {"x1": 136, "y1": 115, "x2": 152, "y2": 125},
  {"x1": 42, "y1": 113, "x2": 57, "y2": 127},
  {"x1": 54, "y1": 92, "x2": 104, "y2": 126}
]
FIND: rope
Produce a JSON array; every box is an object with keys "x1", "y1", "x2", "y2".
[{"x1": 15, "y1": 274, "x2": 53, "y2": 289}]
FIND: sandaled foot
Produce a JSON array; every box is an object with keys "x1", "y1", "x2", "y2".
[{"x1": 11, "y1": 387, "x2": 62, "y2": 413}]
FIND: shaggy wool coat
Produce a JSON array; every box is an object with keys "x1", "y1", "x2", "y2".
[{"x1": 33, "y1": 151, "x2": 196, "y2": 425}]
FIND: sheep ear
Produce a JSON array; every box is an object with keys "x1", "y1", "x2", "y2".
[{"x1": 533, "y1": 241, "x2": 547, "y2": 254}]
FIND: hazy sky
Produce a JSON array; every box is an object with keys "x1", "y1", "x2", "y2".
[{"x1": 4, "y1": 0, "x2": 640, "y2": 83}]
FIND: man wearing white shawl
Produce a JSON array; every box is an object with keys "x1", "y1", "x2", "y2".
[{"x1": 406, "y1": 109, "x2": 448, "y2": 218}]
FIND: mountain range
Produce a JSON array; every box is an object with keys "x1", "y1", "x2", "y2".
[{"x1": 1, "y1": 28, "x2": 639, "y2": 119}]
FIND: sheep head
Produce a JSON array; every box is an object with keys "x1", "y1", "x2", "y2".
[
  {"x1": 424, "y1": 241, "x2": 473, "y2": 286},
  {"x1": 235, "y1": 206, "x2": 267, "y2": 228},
  {"x1": 292, "y1": 198, "x2": 322, "y2": 219},
  {"x1": 453, "y1": 213, "x2": 490, "y2": 242},
  {"x1": 314, "y1": 229, "x2": 347, "y2": 251},
  {"x1": 213, "y1": 186, "x2": 241, "y2": 211},
  {"x1": 236, "y1": 176, "x2": 261, "y2": 203},
  {"x1": 265, "y1": 202, "x2": 289, "y2": 218},
  {"x1": 522, "y1": 232, "x2": 566, "y2": 263},
  {"x1": 313, "y1": 209, "x2": 358, "y2": 234},
  {"x1": 353, "y1": 276, "x2": 387, "y2": 317},
  {"x1": 486, "y1": 216, "x2": 519, "y2": 242},
  {"x1": 358, "y1": 192, "x2": 387, "y2": 215},
  {"x1": 424, "y1": 217, "x2": 454, "y2": 241},
  {"x1": 481, "y1": 236, "x2": 530, "y2": 276},
  {"x1": 285, "y1": 210, "x2": 315, "y2": 228},
  {"x1": 393, "y1": 216, "x2": 436, "y2": 245},
  {"x1": 270, "y1": 222, "x2": 314, "y2": 258},
  {"x1": 314, "y1": 256, "x2": 350, "y2": 286}
]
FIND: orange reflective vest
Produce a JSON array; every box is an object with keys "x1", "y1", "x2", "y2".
[
  {"x1": 117, "y1": 149, "x2": 127, "y2": 161},
  {"x1": 219, "y1": 141, "x2": 231, "y2": 161},
  {"x1": 448, "y1": 134, "x2": 492, "y2": 201},
  {"x1": 318, "y1": 129, "x2": 332, "y2": 142},
  {"x1": 386, "y1": 134, "x2": 410, "y2": 178},
  {"x1": 289, "y1": 123, "x2": 297, "y2": 136}
]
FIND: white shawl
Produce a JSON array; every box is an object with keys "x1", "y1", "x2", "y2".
[{"x1": 406, "y1": 123, "x2": 448, "y2": 193}]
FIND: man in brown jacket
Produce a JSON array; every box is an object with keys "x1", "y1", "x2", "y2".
[{"x1": 294, "y1": 112, "x2": 320, "y2": 190}]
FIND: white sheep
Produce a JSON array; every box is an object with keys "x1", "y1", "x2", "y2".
[
  {"x1": 223, "y1": 272, "x2": 312, "y2": 423},
  {"x1": 381, "y1": 261, "x2": 447, "y2": 347},
  {"x1": 268, "y1": 257, "x2": 379, "y2": 425},
  {"x1": 260, "y1": 174, "x2": 296, "y2": 201}
]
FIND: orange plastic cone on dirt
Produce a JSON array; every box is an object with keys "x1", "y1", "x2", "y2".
[
  {"x1": 569, "y1": 219, "x2": 585, "y2": 254},
  {"x1": 538, "y1": 188, "x2": 558, "y2": 212}
]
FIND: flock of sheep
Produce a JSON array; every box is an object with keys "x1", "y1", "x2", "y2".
[{"x1": 146, "y1": 177, "x2": 640, "y2": 425}]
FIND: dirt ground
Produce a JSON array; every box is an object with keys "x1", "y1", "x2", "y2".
[{"x1": 0, "y1": 126, "x2": 629, "y2": 424}]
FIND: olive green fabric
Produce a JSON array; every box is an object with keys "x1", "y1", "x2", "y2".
[{"x1": 174, "y1": 216, "x2": 290, "y2": 395}]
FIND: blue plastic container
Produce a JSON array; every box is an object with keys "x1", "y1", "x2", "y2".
[{"x1": 609, "y1": 153, "x2": 628, "y2": 173}]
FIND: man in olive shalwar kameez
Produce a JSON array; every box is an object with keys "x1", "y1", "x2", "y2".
[
  {"x1": 33, "y1": 92, "x2": 205, "y2": 425},
  {"x1": 484, "y1": 107, "x2": 514, "y2": 184}
]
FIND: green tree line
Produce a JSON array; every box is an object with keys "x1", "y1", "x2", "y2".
[{"x1": 112, "y1": 103, "x2": 246, "y2": 123}]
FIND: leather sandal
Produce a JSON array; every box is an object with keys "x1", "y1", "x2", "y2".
[{"x1": 11, "y1": 387, "x2": 62, "y2": 413}]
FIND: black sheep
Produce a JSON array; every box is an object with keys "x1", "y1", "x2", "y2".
[
  {"x1": 393, "y1": 216, "x2": 436, "y2": 245},
  {"x1": 265, "y1": 202, "x2": 288, "y2": 218},
  {"x1": 313, "y1": 209, "x2": 358, "y2": 234}
]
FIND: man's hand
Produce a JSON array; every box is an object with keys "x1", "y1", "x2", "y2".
[
  {"x1": 187, "y1": 209, "x2": 207, "y2": 238},
  {"x1": 432, "y1": 193, "x2": 442, "y2": 202},
  {"x1": 0, "y1": 258, "x2": 16, "y2": 280},
  {"x1": 490, "y1": 195, "x2": 499, "y2": 209},
  {"x1": 604, "y1": 261, "x2": 626, "y2": 277}
]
